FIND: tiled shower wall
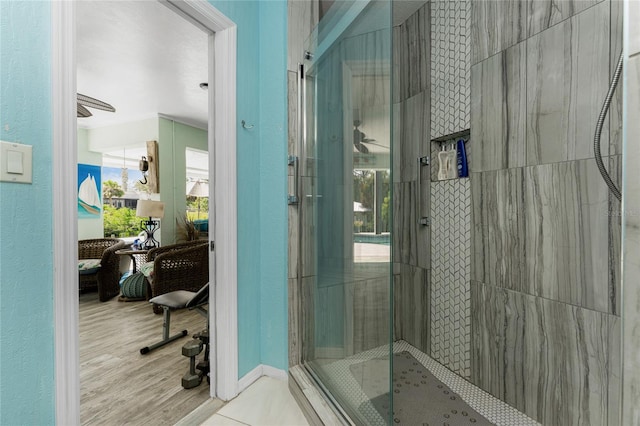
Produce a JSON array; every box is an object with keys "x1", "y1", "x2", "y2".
[
  {"x1": 392, "y1": 1, "x2": 431, "y2": 356},
  {"x1": 470, "y1": 1, "x2": 622, "y2": 424},
  {"x1": 393, "y1": 0, "x2": 474, "y2": 378}
]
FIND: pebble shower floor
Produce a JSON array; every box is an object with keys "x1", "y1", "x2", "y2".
[{"x1": 311, "y1": 340, "x2": 540, "y2": 426}]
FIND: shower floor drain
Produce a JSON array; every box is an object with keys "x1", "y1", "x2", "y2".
[{"x1": 350, "y1": 351, "x2": 493, "y2": 425}]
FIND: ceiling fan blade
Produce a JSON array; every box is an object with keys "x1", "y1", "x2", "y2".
[
  {"x1": 77, "y1": 93, "x2": 116, "y2": 112},
  {"x1": 361, "y1": 141, "x2": 390, "y2": 150},
  {"x1": 77, "y1": 103, "x2": 92, "y2": 118}
]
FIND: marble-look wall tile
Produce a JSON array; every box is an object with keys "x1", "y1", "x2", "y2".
[
  {"x1": 288, "y1": 277, "x2": 301, "y2": 367},
  {"x1": 472, "y1": 159, "x2": 612, "y2": 313},
  {"x1": 417, "y1": 166, "x2": 431, "y2": 271},
  {"x1": 610, "y1": 0, "x2": 624, "y2": 156},
  {"x1": 526, "y1": 3, "x2": 610, "y2": 165},
  {"x1": 287, "y1": 0, "x2": 318, "y2": 72},
  {"x1": 430, "y1": 0, "x2": 471, "y2": 139},
  {"x1": 527, "y1": 0, "x2": 602, "y2": 38},
  {"x1": 608, "y1": 155, "x2": 622, "y2": 316},
  {"x1": 301, "y1": 276, "x2": 315, "y2": 362},
  {"x1": 288, "y1": 71, "x2": 299, "y2": 160},
  {"x1": 622, "y1": 54, "x2": 640, "y2": 426},
  {"x1": 525, "y1": 160, "x2": 610, "y2": 312},
  {"x1": 471, "y1": 0, "x2": 527, "y2": 64},
  {"x1": 397, "y1": 91, "x2": 430, "y2": 183},
  {"x1": 393, "y1": 263, "x2": 430, "y2": 354},
  {"x1": 393, "y1": 182, "x2": 415, "y2": 265},
  {"x1": 471, "y1": 281, "x2": 620, "y2": 426},
  {"x1": 392, "y1": 25, "x2": 404, "y2": 106},
  {"x1": 392, "y1": 181, "x2": 430, "y2": 269},
  {"x1": 470, "y1": 42, "x2": 526, "y2": 172},
  {"x1": 352, "y1": 276, "x2": 390, "y2": 353},
  {"x1": 314, "y1": 281, "x2": 345, "y2": 357},
  {"x1": 471, "y1": 168, "x2": 528, "y2": 293},
  {"x1": 301, "y1": 176, "x2": 316, "y2": 278},
  {"x1": 394, "y1": 3, "x2": 429, "y2": 103},
  {"x1": 392, "y1": 102, "x2": 401, "y2": 184}
]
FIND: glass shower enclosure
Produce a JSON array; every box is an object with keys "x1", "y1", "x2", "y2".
[{"x1": 296, "y1": 1, "x2": 394, "y2": 424}]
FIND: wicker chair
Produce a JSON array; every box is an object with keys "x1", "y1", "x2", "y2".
[
  {"x1": 78, "y1": 238, "x2": 127, "y2": 301},
  {"x1": 146, "y1": 240, "x2": 209, "y2": 304}
]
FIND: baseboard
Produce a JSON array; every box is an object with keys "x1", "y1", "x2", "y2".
[
  {"x1": 262, "y1": 364, "x2": 288, "y2": 381},
  {"x1": 237, "y1": 364, "x2": 288, "y2": 393},
  {"x1": 237, "y1": 365, "x2": 263, "y2": 393}
]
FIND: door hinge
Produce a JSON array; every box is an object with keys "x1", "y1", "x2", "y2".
[{"x1": 210, "y1": 241, "x2": 215, "y2": 251}]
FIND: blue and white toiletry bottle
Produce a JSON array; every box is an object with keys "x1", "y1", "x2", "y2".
[{"x1": 456, "y1": 139, "x2": 468, "y2": 178}]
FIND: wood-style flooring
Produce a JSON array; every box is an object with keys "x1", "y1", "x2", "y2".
[{"x1": 80, "y1": 291, "x2": 210, "y2": 425}]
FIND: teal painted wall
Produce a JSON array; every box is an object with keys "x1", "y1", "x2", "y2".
[
  {"x1": 258, "y1": 0, "x2": 288, "y2": 371},
  {"x1": 0, "y1": 1, "x2": 56, "y2": 424},
  {"x1": 209, "y1": 0, "x2": 288, "y2": 376}
]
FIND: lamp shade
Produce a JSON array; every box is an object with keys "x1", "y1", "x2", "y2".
[{"x1": 136, "y1": 200, "x2": 165, "y2": 219}]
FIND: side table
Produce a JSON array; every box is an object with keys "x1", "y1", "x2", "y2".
[
  {"x1": 115, "y1": 248, "x2": 149, "y2": 273},
  {"x1": 116, "y1": 247, "x2": 150, "y2": 301}
]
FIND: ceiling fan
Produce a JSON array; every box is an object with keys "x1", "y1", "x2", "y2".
[
  {"x1": 353, "y1": 120, "x2": 389, "y2": 153},
  {"x1": 77, "y1": 93, "x2": 116, "y2": 118}
]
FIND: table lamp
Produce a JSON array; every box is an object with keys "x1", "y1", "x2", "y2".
[{"x1": 136, "y1": 199, "x2": 165, "y2": 249}]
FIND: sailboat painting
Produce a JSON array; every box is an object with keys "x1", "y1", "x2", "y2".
[{"x1": 78, "y1": 164, "x2": 102, "y2": 219}]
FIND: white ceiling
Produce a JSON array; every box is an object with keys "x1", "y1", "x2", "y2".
[
  {"x1": 76, "y1": 0, "x2": 209, "y2": 130},
  {"x1": 76, "y1": 0, "x2": 423, "y2": 132}
]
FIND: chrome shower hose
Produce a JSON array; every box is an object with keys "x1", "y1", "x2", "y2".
[{"x1": 594, "y1": 52, "x2": 623, "y2": 202}]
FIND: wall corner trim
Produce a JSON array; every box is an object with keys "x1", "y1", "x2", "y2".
[{"x1": 52, "y1": 1, "x2": 80, "y2": 424}]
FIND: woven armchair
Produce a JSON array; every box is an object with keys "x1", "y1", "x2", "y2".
[
  {"x1": 78, "y1": 238, "x2": 127, "y2": 301},
  {"x1": 146, "y1": 240, "x2": 209, "y2": 301}
]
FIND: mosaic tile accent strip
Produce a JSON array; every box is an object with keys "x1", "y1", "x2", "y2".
[
  {"x1": 430, "y1": 0, "x2": 471, "y2": 139},
  {"x1": 430, "y1": 178, "x2": 471, "y2": 377},
  {"x1": 313, "y1": 340, "x2": 540, "y2": 426}
]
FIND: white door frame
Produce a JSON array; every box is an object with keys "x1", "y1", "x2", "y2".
[{"x1": 52, "y1": 1, "x2": 239, "y2": 424}]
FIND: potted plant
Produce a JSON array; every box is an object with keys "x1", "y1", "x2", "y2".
[{"x1": 176, "y1": 213, "x2": 200, "y2": 242}]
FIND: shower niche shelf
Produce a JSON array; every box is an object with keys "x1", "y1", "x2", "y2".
[{"x1": 431, "y1": 128, "x2": 470, "y2": 182}]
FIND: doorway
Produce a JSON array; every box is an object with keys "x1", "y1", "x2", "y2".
[{"x1": 52, "y1": 1, "x2": 238, "y2": 423}]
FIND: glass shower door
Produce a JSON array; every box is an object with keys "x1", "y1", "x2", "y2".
[{"x1": 298, "y1": 1, "x2": 393, "y2": 424}]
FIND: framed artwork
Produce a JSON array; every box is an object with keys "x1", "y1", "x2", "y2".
[{"x1": 77, "y1": 163, "x2": 102, "y2": 219}]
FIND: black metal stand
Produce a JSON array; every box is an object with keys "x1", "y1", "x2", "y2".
[{"x1": 141, "y1": 218, "x2": 160, "y2": 249}]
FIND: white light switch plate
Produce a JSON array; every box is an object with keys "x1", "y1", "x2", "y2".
[{"x1": 0, "y1": 141, "x2": 32, "y2": 183}]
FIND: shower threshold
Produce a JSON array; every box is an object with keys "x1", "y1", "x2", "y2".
[{"x1": 295, "y1": 340, "x2": 540, "y2": 426}]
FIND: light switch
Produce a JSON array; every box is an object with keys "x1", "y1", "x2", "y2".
[
  {"x1": 0, "y1": 141, "x2": 32, "y2": 183},
  {"x1": 7, "y1": 150, "x2": 23, "y2": 174}
]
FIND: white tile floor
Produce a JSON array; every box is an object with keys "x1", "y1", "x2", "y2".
[{"x1": 201, "y1": 377, "x2": 310, "y2": 426}]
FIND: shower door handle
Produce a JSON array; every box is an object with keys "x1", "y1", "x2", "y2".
[
  {"x1": 288, "y1": 155, "x2": 299, "y2": 205},
  {"x1": 417, "y1": 156, "x2": 429, "y2": 226}
]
